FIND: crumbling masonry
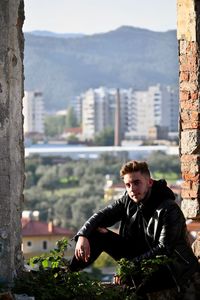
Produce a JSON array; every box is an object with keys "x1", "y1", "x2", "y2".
[
  {"x1": 0, "y1": 0, "x2": 200, "y2": 283},
  {"x1": 178, "y1": 0, "x2": 200, "y2": 257}
]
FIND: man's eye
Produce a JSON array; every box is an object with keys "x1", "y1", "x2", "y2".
[
  {"x1": 125, "y1": 183, "x2": 131, "y2": 188},
  {"x1": 134, "y1": 181, "x2": 140, "y2": 186}
]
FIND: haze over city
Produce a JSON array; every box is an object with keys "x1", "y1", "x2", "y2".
[{"x1": 23, "y1": 0, "x2": 177, "y2": 34}]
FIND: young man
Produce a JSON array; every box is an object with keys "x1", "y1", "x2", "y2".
[{"x1": 70, "y1": 160, "x2": 199, "y2": 293}]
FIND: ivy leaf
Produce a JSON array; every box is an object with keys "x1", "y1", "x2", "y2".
[{"x1": 42, "y1": 259, "x2": 49, "y2": 268}]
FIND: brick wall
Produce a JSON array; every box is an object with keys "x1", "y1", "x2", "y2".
[{"x1": 177, "y1": 0, "x2": 200, "y2": 257}]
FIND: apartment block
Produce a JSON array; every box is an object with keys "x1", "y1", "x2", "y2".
[
  {"x1": 81, "y1": 87, "x2": 114, "y2": 139},
  {"x1": 76, "y1": 85, "x2": 178, "y2": 141},
  {"x1": 126, "y1": 84, "x2": 178, "y2": 140},
  {"x1": 23, "y1": 91, "x2": 45, "y2": 135}
]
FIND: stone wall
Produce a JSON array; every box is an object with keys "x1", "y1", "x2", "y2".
[
  {"x1": 0, "y1": 0, "x2": 24, "y2": 282},
  {"x1": 177, "y1": 0, "x2": 200, "y2": 257}
]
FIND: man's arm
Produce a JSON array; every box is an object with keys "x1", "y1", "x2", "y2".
[
  {"x1": 72, "y1": 195, "x2": 127, "y2": 262},
  {"x1": 75, "y1": 197, "x2": 126, "y2": 239}
]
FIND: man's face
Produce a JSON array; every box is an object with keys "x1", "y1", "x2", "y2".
[{"x1": 123, "y1": 171, "x2": 153, "y2": 203}]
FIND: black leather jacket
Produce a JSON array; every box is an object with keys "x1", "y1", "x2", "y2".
[{"x1": 76, "y1": 180, "x2": 199, "y2": 284}]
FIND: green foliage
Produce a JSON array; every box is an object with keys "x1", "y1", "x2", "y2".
[
  {"x1": 116, "y1": 256, "x2": 173, "y2": 286},
  {"x1": 28, "y1": 238, "x2": 69, "y2": 270},
  {"x1": 94, "y1": 127, "x2": 114, "y2": 146},
  {"x1": 44, "y1": 115, "x2": 66, "y2": 137},
  {"x1": 152, "y1": 171, "x2": 178, "y2": 183},
  {"x1": 148, "y1": 151, "x2": 181, "y2": 176},
  {"x1": 66, "y1": 107, "x2": 78, "y2": 128},
  {"x1": 25, "y1": 156, "x2": 43, "y2": 187},
  {"x1": 116, "y1": 258, "x2": 140, "y2": 286},
  {"x1": 13, "y1": 239, "x2": 139, "y2": 300},
  {"x1": 67, "y1": 134, "x2": 79, "y2": 144}
]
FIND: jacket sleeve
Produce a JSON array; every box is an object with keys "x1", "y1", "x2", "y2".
[
  {"x1": 75, "y1": 194, "x2": 127, "y2": 240},
  {"x1": 134, "y1": 201, "x2": 186, "y2": 262}
]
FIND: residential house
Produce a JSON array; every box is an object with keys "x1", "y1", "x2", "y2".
[{"x1": 22, "y1": 218, "x2": 74, "y2": 260}]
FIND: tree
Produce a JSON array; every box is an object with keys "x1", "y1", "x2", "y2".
[
  {"x1": 71, "y1": 198, "x2": 96, "y2": 229},
  {"x1": 66, "y1": 107, "x2": 78, "y2": 128},
  {"x1": 94, "y1": 127, "x2": 114, "y2": 146},
  {"x1": 44, "y1": 115, "x2": 66, "y2": 137},
  {"x1": 67, "y1": 134, "x2": 79, "y2": 144},
  {"x1": 37, "y1": 165, "x2": 59, "y2": 191},
  {"x1": 54, "y1": 197, "x2": 74, "y2": 228},
  {"x1": 147, "y1": 151, "x2": 181, "y2": 175}
]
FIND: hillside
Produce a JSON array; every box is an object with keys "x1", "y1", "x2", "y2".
[{"x1": 24, "y1": 26, "x2": 178, "y2": 110}]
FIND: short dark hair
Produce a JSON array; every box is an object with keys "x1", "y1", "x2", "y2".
[{"x1": 120, "y1": 160, "x2": 151, "y2": 178}]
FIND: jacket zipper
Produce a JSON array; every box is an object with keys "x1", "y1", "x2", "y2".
[{"x1": 174, "y1": 249, "x2": 190, "y2": 264}]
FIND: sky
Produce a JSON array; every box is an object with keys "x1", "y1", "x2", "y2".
[{"x1": 23, "y1": 0, "x2": 177, "y2": 35}]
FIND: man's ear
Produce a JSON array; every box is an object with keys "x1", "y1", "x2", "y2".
[{"x1": 149, "y1": 178, "x2": 153, "y2": 187}]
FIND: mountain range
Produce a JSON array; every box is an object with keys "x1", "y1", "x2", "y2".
[{"x1": 24, "y1": 26, "x2": 178, "y2": 111}]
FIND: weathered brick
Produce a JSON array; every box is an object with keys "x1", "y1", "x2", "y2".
[
  {"x1": 180, "y1": 81, "x2": 197, "y2": 91},
  {"x1": 182, "y1": 172, "x2": 200, "y2": 181},
  {"x1": 181, "y1": 162, "x2": 200, "y2": 174},
  {"x1": 179, "y1": 90, "x2": 190, "y2": 101},
  {"x1": 190, "y1": 72, "x2": 198, "y2": 82},
  {"x1": 181, "y1": 199, "x2": 200, "y2": 218},
  {"x1": 182, "y1": 189, "x2": 199, "y2": 198},
  {"x1": 181, "y1": 121, "x2": 200, "y2": 130},
  {"x1": 181, "y1": 110, "x2": 200, "y2": 129},
  {"x1": 179, "y1": 54, "x2": 187, "y2": 64},
  {"x1": 190, "y1": 91, "x2": 199, "y2": 100},
  {"x1": 180, "y1": 100, "x2": 199, "y2": 110},
  {"x1": 187, "y1": 55, "x2": 198, "y2": 71},
  {"x1": 179, "y1": 63, "x2": 191, "y2": 72},
  {"x1": 181, "y1": 111, "x2": 199, "y2": 122},
  {"x1": 181, "y1": 154, "x2": 200, "y2": 163},
  {"x1": 179, "y1": 40, "x2": 187, "y2": 55},
  {"x1": 180, "y1": 71, "x2": 189, "y2": 81},
  {"x1": 182, "y1": 163, "x2": 197, "y2": 174},
  {"x1": 187, "y1": 41, "x2": 198, "y2": 53},
  {"x1": 192, "y1": 239, "x2": 200, "y2": 260},
  {"x1": 181, "y1": 180, "x2": 192, "y2": 190},
  {"x1": 180, "y1": 130, "x2": 200, "y2": 154}
]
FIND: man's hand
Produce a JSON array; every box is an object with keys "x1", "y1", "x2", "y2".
[{"x1": 75, "y1": 236, "x2": 90, "y2": 262}]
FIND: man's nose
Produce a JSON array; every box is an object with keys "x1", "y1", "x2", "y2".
[{"x1": 130, "y1": 184, "x2": 136, "y2": 192}]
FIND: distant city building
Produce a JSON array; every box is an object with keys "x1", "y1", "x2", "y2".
[
  {"x1": 75, "y1": 84, "x2": 178, "y2": 141},
  {"x1": 23, "y1": 91, "x2": 45, "y2": 135},
  {"x1": 74, "y1": 95, "x2": 83, "y2": 125},
  {"x1": 79, "y1": 87, "x2": 130, "y2": 140},
  {"x1": 125, "y1": 84, "x2": 179, "y2": 140},
  {"x1": 81, "y1": 87, "x2": 113, "y2": 139}
]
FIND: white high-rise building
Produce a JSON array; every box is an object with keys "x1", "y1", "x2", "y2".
[
  {"x1": 81, "y1": 87, "x2": 115, "y2": 139},
  {"x1": 23, "y1": 91, "x2": 45, "y2": 134},
  {"x1": 78, "y1": 84, "x2": 178, "y2": 141},
  {"x1": 126, "y1": 84, "x2": 178, "y2": 139}
]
